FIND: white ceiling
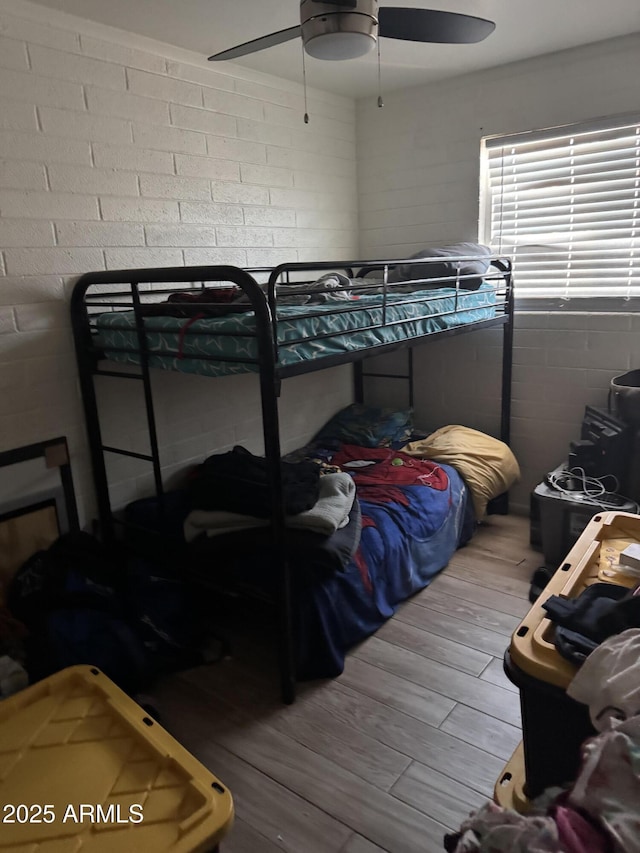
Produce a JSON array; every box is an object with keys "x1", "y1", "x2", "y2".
[{"x1": 28, "y1": 0, "x2": 640, "y2": 98}]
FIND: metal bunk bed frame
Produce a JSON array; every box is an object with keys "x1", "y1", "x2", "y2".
[{"x1": 70, "y1": 254, "x2": 514, "y2": 704}]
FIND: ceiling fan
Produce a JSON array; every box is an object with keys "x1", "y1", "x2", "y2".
[{"x1": 208, "y1": 0, "x2": 495, "y2": 63}]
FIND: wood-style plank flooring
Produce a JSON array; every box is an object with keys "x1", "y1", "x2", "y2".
[{"x1": 149, "y1": 513, "x2": 540, "y2": 853}]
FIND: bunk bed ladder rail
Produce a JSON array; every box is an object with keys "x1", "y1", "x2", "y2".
[
  {"x1": 353, "y1": 262, "x2": 415, "y2": 407},
  {"x1": 354, "y1": 349, "x2": 414, "y2": 408},
  {"x1": 130, "y1": 281, "x2": 166, "y2": 519},
  {"x1": 71, "y1": 279, "x2": 167, "y2": 539},
  {"x1": 71, "y1": 277, "x2": 117, "y2": 541},
  {"x1": 499, "y1": 259, "x2": 514, "y2": 448}
]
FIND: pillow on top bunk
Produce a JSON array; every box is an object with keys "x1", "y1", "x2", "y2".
[
  {"x1": 390, "y1": 243, "x2": 491, "y2": 290},
  {"x1": 402, "y1": 425, "x2": 520, "y2": 518},
  {"x1": 314, "y1": 403, "x2": 413, "y2": 448}
]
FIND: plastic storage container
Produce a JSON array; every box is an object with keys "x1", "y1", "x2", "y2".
[
  {"x1": 529, "y1": 467, "x2": 637, "y2": 567},
  {"x1": 495, "y1": 510, "x2": 640, "y2": 809},
  {"x1": 0, "y1": 665, "x2": 234, "y2": 852}
]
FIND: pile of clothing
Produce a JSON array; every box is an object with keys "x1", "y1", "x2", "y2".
[
  {"x1": 184, "y1": 445, "x2": 357, "y2": 541},
  {"x1": 445, "y1": 628, "x2": 640, "y2": 853},
  {"x1": 542, "y1": 581, "x2": 640, "y2": 665},
  {"x1": 183, "y1": 445, "x2": 362, "y2": 576},
  {"x1": 140, "y1": 273, "x2": 357, "y2": 318}
]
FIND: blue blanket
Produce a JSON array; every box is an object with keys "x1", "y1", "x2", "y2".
[{"x1": 293, "y1": 461, "x2": 473, "y2": 678}]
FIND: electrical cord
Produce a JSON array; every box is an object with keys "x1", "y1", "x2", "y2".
[
  {"x1": 549, "y1": 465, "x2": 619, "y2": 496},
  {"x1": 545, "y1": 466, "x2": 640, "y2": 514}
]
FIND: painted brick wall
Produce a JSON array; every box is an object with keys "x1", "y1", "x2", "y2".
[
  {"x1": 0, "y1": 0, "x2": 357, "y2": 519},
  {"x1": 357, "y1": 34, "x2": 640, "y2": 512}
]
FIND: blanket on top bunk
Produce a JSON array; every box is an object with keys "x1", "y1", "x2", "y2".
[{"x1": 94, "y1": 283, "x2": 498, "y2": 378}]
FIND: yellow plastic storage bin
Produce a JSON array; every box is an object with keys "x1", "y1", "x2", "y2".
[
  {"x1": 494, "y1": 743, "x2": 529, "y2": 813},
  {"x1": 510, "y1": 509, "x2": 640, "y2": 688},
  {"x1": 498, "y1": 510, "x2": 640, "y2": 805},
  {"x1": 0, "y1": 665, "x2": 234, "y2": 853}
]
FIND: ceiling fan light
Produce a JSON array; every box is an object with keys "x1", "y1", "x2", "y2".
[{"x1": 305, "y1": 29, "x2": 376, "y2": 60}]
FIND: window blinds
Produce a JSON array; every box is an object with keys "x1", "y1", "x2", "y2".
[{"x1": 483, "y1": 118, "x2": 640, "y2": 300}]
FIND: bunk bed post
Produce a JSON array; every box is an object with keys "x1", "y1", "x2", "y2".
[
  {"x1": 353, "y1": 362, "x2": 364, "y2": 404},
  {"x1": 500, "y1": 266, "x2": 514, "y2": 447},
  {"x1": 408, "y1": 348, "x2": 415, "y2": 409},
  {"x1": 489, "y1": 263, "x2": 515, "y2": 515},
  {"x1": 258, "y1": 379, "x2": 296, "y2": 705},
  {"x1": 258, "y1": 267, "x2": 297, "y2": 704}
]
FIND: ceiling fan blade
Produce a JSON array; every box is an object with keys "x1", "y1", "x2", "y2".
[
  {"x1": 378, "y1": 8, "x2": 495, "y2": 44},
  {"x1": 208, "y1": 25, "x2": 301, "y2": 61}
]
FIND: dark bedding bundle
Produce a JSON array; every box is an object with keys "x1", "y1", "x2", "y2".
[
  {"x1": 124, "y1": 486, "x2": 362, "y2": 579},
  {"x1": 188, "y1": 444, "x2": 321, "y2": 517},
  {"x1": 137, "y1": 272, "x2": 354, "y2": 319},
  {"x1": 389, "y1": 242, "x2": 491, "y2": 290},
  {"x1": 140, "y1": 286, "x2": 246, "y2": 318},
  {"x1": 189, "y1": 499, "x2": 362, "y2": 581}
]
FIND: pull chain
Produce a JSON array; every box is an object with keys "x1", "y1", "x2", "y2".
[
  {"x1": 377, "y1": 35, "x2": 383, "y2": 108},
  {"x1": 301, "y1": 43, "x2": 309, "y2": 124}
]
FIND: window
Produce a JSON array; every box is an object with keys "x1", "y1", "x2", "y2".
[{"x1": 480, "y1": 116, "x2": 640, "y2": 306}]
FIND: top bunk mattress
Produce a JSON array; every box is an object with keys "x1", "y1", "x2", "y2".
[{"x1": 94, "y1": 283, "x2": 498, "y2": 378}]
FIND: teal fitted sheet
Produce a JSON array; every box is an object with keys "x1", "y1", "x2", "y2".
[{"x1": 95, "y1": 284, "x2": 497, "y2": 377}]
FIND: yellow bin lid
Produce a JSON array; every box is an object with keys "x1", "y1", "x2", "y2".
[
  {"x1": 0, "y1": 665, "x2": 234, "y2": 853},
  {"x1": 494, "y1": 742, "x2": 530, "y2": 814}
]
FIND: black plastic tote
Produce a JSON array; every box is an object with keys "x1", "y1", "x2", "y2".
[{"x1": 610, "y1": 369, "x2": 640, "y2": 425}]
